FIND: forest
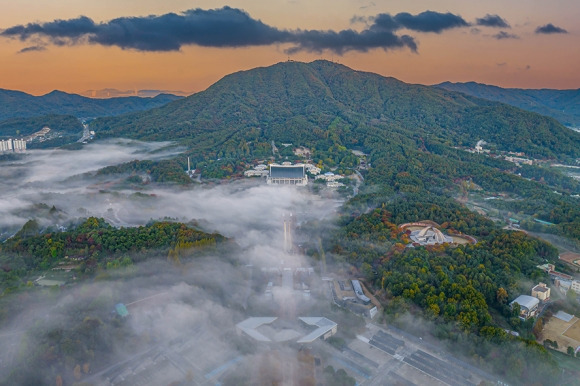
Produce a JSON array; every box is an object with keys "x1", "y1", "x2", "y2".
[
  {"x1": 2, "y1": 60, "x2": 580, "y2": 384},
  {"x1": 0, "y1": 217, "x2": 226, "y2": 296}
]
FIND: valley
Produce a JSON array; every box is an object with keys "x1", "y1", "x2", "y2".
[{"x1": 1, "y1": 60, "x2": 580, "y2": 385}]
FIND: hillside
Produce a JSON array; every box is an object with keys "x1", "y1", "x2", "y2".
[
  {"x1": 0, "y1": 89, "x2": 182, "y2": 121},
  {"x1": 91, "y1": 60, "x2": 580, "y2": 245},
  {"x1": 436, "y1": 81, "x2": 580, "y2": 128},
  {"x1": 0, "y1": 114, "x2": 82, "y2": 139},
  {"x1": 92, "y1": 60, "x2": 580, "y2": 160}
]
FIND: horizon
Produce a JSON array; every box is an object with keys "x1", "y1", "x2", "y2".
[
  {"x1": 1, "y1": 1, "x2": 579, "y2": 95},
  {"x1": 4, "y1": 59, "x2": 580, "y2": 98}
]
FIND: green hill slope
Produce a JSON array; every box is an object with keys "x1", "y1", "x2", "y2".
[
  {"x1": 436, "y1": 81, "x2": 580, "y2": 127},
  {"x1": 0, "y1": 89, "x2": 182, "y2": 120},
  {"x1": 92, "y1": 60, "x2": 580, "y2": 160}
]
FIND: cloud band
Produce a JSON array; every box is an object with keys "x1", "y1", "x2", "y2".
[{"x1": 1, "y1": 7, "x2": 475, "y2": 54}]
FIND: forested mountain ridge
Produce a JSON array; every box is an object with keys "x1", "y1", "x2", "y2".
[
  {"x1": 0, "y1": 89, "x2": 182, "y2": 120},
  {"x1": 436, "y1": 81, "x2": 580, "y2": 127},
  {"x1": 92, "y1": 60, "x2": 580, "y2": 160}
]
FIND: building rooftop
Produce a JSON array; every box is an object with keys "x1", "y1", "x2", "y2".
[
  {"x1": 297, "y1": 317, "x2": 337, "y2": 344},
  {"x1": 270, "y1": 165, "x2": 305, "y2": 179},
  {"x1": 115, "y1": 303, "x2": 129, "y2": 317},
  {"x1": 351, "y1": 279, "x2": 371, "y2": 303},
  {"x1": 554, "y1": 311, "x2": 574, "y2": 322},
  {"x1": 410, "y1": 226, "x2": 453, "y2": 245},
  {"x1": 510, "y1": 295, "x2": 539, "y2": 310},
  {"x1": 237, "y1": 316, "x2": 337, "y2": 344},
  {"x1": 236, "y1": 317, "x2": 278, "y2": 342},
  {"x1": 532, "y1": 285, "x2": 549, "y2": 293}
]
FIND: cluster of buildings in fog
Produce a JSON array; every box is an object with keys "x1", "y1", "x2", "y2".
[
  {"x1": 537, "y1": 263, "x2": 580, "y2": 296},
  {"x1": 510, "y1": 282, "x2": 551, "y2": 320},
  {"x1": 511, "y1": 264, "x2": 580, "y2": 321},
  {"x1": 0, "y1": 138, "x2": 26, "y2": 152},
  {"x1": 244, "y1": 162, "x2": 348, "y2": 188}
]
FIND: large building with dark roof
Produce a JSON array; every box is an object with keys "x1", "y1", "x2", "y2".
[{"x1": 267, "y1": 164, "x2": 308, "y2": 186}]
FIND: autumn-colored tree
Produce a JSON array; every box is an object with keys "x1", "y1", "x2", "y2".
[
  {"x1": 55, "y1": 375, "x2": 63, "y2": 386},
  {"x1": 74, "y1": 364, "x2": 82, "y2": 380},
  {"x1": 497, "y1": 287, "x2": 508, "y2": 304}
]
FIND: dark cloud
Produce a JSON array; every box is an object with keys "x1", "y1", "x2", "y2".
[
  {"x1": 392, "y1": 11, "x2": 469, "y2": 33},
  {"x1": 349, "y1": 15, "x2": 369, "y2": 25},
  {"x1": 3, "y1": 16, "x2": 97, "y2": 41},
  {"x1": 476, "y1": 14, "x2": 510, "y2": 28},
  {"x1": 1, "y1": 7, "x2": 471, "y2": 55},
  {"x1": 287, "y1": 29, "x2": 416, "y2": 55},
  {"x1": 1, "y1": 7, "x2": 291, "y2": 52},
  {"x1": 359, "y1": 2, "x2": 376, "y2": 10},
  {"x1": 17, "y1": 45, "x2": 46, "y2": 53},
  {"x1": 535, "y1": 23, "x2": 568, "y2": 34},
  {"x1": 493, "y1": 31, "x2": 519, "y2": 40}
]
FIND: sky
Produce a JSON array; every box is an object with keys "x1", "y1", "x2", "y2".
[{"x1": 0, "y1": 0, "x2": 579, "y2": 96}]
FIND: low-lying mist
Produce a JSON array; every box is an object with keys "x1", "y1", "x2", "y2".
[{"x1": 0, "y1": 140, "x2": 352, "y2": 385}]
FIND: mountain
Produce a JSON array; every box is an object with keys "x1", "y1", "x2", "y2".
[
  {"x1": 0, "y1": 114, "x2": 82, "y2": 138},
  {"x1": 435, "y1": 81, "x2": 580, "y2": 128},
  {"x1": 80, "y1": 88, "x2": 191, "y2": 98},
  {"x1": 92, "y1": 60, "x2": 580, "y2": 161},
  {"x1": 0, "y1": 89, "x2": 183, "y2": 121}
]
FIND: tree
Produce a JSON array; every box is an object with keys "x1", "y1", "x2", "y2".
[
  {"x1": 566, "y1": 289, "x2": 578, "y2": 303},
  {"x1": 567, "y1": 346, "x2": 575, "y2": 356},
  {"x1": 361, "y1": 262, "x2": 373, "y2": 281},
  {"x1": 73, "y1": 364, "x2": 82, "y2": 380},
  {"x1": 496, "y1": 287, "x2": 508, "y2": 304},
  {"x1": 533, "y1": 318, "x2": 544, "y2": 338}
]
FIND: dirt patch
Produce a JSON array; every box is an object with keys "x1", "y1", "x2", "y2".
[
  {"x1": 559, "y1": 252, "x2": 580, "y2": 268},
  {"x1": 540, "y1": 315, "x2": 580, "y2": 352},
  {"x1": 563, "y1": 318, "x2": 580, "y2": 342}
]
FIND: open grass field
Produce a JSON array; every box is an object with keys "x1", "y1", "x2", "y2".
[
  {"x1": 541, "y1": 315, "x2": 580, "y2": 353},
  {"x1": 563, "y1": 317, "x2": 580, "y2": 342}
]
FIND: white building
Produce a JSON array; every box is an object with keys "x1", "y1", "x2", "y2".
[
  {"x1": 0, "y1": 139, "x2": 26, "y2": 152},
  {"x1": 13, "y1": 139, "x2": 26, "y2": 151},
  {"x1": 531, "y1": 282, "x2": 550, "y2": 301},
  {"x1": 410, "y1": 226, "x2": 453, "y2": 245},
  {"x1": 267, "y1": 164, "x2": 308, "y2": 186},
  {"x1": 505, "y1": 156, "x2": 533, "y2": 166},
  {"x1": 244, "y1": 169, "x2": 269, "y2": 177},
  {"x1": 0, "y1": 139, "x2": 13, "y2": 152},
  {"x1": 315, "y1": 172, "x2": 344, "y2": 182},
  {"x1": 571, "y1": 280, "x2": 580, "y2": 295},
  {"x1": 326, "y1": 181, "x2": 345, "y2": 188},
  {"x1": 304, "y1": 164, "x2": 321, "y2": 175},
  {"x1": 510, "y1": 295, "x2": 540, "y2": 320},
  {"x1": 244, "y1": 163, "x2": 270, "y2": 177}
]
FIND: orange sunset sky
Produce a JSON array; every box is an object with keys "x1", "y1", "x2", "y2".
[{"x1": 1, "y1": 0, "x2": 579, "y2": 96}]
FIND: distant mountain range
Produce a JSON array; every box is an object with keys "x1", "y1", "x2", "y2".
[
  {"x1": 91, "y1": 60, "x2": 580, "y2": 160},
  {"x1": 0, "y1": 89, "x2": 183, "y2": 121},
  {"x1": 435, "y1": 82, "x2": 580, "y2": 128},
  {"x1": 80, "y1": 88, "x2": 191, "y2": 98}
]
